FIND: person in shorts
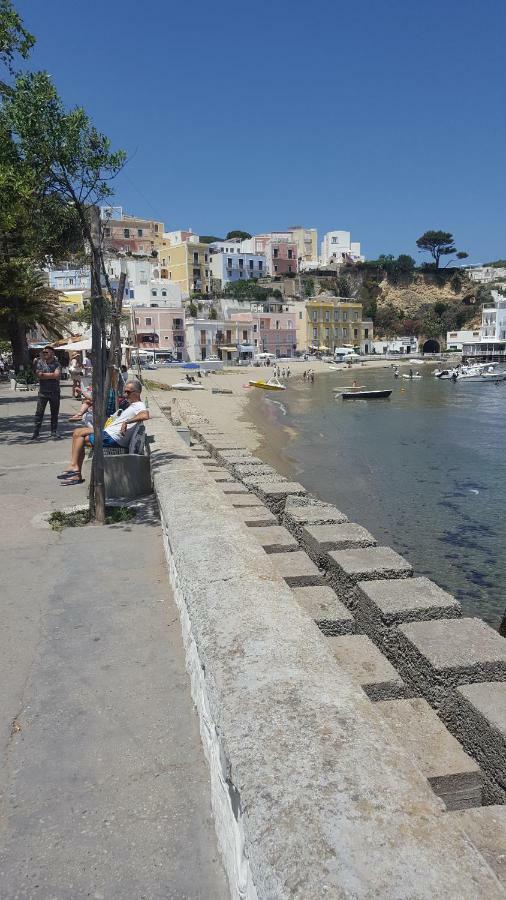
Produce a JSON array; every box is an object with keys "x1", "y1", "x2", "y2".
[{"x1": 57, "y1": 379, "x2": 149, "y2": 485}]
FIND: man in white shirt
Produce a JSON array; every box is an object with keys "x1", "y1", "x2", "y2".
[{"x1": 58, "y1": 379, "x2": 149, "y2": 485}]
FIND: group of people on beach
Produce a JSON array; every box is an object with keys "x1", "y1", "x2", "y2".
[
  {"x1": 303, "y1": 369, "x2": 316, "y2": 383},
  {"x1": 29, "y1": 346, "x2": 150, "y2": 486}
]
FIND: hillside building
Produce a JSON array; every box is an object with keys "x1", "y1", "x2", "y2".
[
  {"x1": 303, "y1": 295, "x2": 373, "y2": 354},
  {"x1": 101, "y1": 207, "x2": 164, "y2": 255},
  {"x1": 320, "y1": 231, "x2": 364, "y2": 266}
]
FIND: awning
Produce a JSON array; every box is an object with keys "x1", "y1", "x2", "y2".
[
  {"x1": 220, "y1": 346, "x2": 238, "y2": 352},
  {"x1": 58, "y1": 338, "x2": 92, "y2": 351},
  {"x1": 319, "y1": 345, "x2": 330, "y2": 351},
  {"x1": 239, "y1": 345, "x2": 255, "y2": 352}
]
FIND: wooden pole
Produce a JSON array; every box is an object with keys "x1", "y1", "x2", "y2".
[{"x1": 90, "y1": 204, "x2": 106, "y2": 524}]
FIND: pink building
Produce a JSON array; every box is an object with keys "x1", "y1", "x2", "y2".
[
  {"x1": 245, "y1": 233, "x2": 298, "y2": 276},
  {"x1": 132, "y1": 306, "x2": 185, "y2": 359}
]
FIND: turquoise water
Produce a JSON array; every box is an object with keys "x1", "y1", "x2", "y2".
[{"x1": 250, "y1": 366, "x2": 506, "y2": 628}]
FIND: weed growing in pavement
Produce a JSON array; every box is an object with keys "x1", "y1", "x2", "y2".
[{"x1": 48, "y1": 506, "x2": 136, "y2": 531}]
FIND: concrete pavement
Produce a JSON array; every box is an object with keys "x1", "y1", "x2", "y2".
[{"x1": 0, "y1": 385, "x2": 227, "y2": 898}]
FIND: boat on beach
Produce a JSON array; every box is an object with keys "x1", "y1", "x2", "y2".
[
  {"x1": 341, "y1": 389, "x2": 392, "y2": 400},
  {"x1": 249, "y1": 377, "x2": 286, "y2": 391},
  {"x1": 172, "y1": 381, "x2": 206, "y2": 391}
]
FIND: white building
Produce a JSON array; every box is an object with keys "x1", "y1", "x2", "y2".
[
  {"x1": 372, "y1": 336, "x2": 419, "y2": 355},
  {"x1": 446, "y1": 329, "x2": 481, "y2": 351},
  {"x1": 104, "y1": 257, "x2": 182, "y2": 307},
  {"x1": 462, "y1": 291, "x2": 506, "y2": 362},
  {"x1": 209, "y1": 242, "x2": 266, "y2": 286},
  {"x1": 320, "y1": 231, "x2": 364, "y2": 266},
  {"x1": 467, "y1": 266, "x2": 506, "y2": 283}
]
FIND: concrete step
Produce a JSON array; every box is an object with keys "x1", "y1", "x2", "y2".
[
  {"x1": 376, "y1": 697, "x2": 482, "y2": 810},
  {"x1": 268, "y1": 551, "x2": 323, "y2": 587},
  {"x1": 234, "y1": 506, "x2": 278, "y2": 527},
  {"x1": 301, "y1": 523, "x2": 376, "y2": 564},
  {"x1": 242, "y1": 474, "x2": 288, "y2": 486},
  {"x1": 229, "y1": 496, "x2": 265, "y2": 508},
  {"x1": 455, "y1": 682, "x2": 506, "y2": 799},
  {"x1": 254, "y1": 481, "x2": 307, "y2": 512},
  {"x1": 283, "y1": 501, "x2": 348, "y2": 530},
  {"x1": 220, "y1": 483, "x2": 251, "y2": 495},
  {"x1": 234, "y1": 464, "x2": 280, "y2": 479},
  {"x1": 209, "y1": 467, "x2": 237, "y2": 483},
  {"x1": 327, "y1": 634, "x2": 407, "y2": 700},
  {"x1": 327, "y1": 546, "x2": 413, "y2": 602},
  {"x1": 250, "y1": 525, "x2": 300, "y2": 553},
  {"x1": 290, "y1": 586, "x2": 355, "y2": 636},
  {"x1": 356, "y1": 576, "x2": 461, "y2": 629},
  {"x1": 451, "y1": 806, "x2": 506, "y2": 884},
  {"x1": 216, "y1": 449, "x2": 252, "y2": 461}
]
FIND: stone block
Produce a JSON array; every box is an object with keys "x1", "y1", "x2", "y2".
[
  {"x1": 327, "y1": 635, "x2": 407, "y2": 701},
  {"x1": 254, "y1": 482, "x2": 307, "y2": 511},
  {"x1": 377, "y1": 698, "x2": 482, "y2": 810},
  {"x1": 250, "y1": 525, "x2": 299, "y2": 553},
  {"x1": 202, "y1": 460, "x2": 221, "y2": 468},
  {"x1": 234, "y1": 464, "x2": 279, "y2": 479},
  {"x1": 207, "y1": 439, "x2": 248, "y2": 451},
  {"x1": 283, "y1": 502, "x2": 348, "y2": 529},
  {"x1": 398, "y1": 618, "x2": 506, "y2": 685},
  {"x1": 268, "y1": 551, "x2": 323, "y2": 586},
  {"x1": 83, "y1": 455, "x2": 152, "y2": 500},
  {"x1": 302, "y1": 523, "x2": 376, "y2": 561},
  {"x1": 229, "y1": 496, "x2": 265, "y2": 508},
  {"x1": 210, "y1": 467, "x2": 236, "y2": 482},
  {"x1": 242, "y1": 474, "x2": 288, "y2": 487},
  {"x1": 454, "y1": 682, "x2": 506, "y2": 798},
  {"x1": 234, "y1": 506, "x2": 277, "y2": 527},
  {"x1": 192, "y1": 450, "x2": 212, "y2": 459},
  {"x1": 327, "y1": 546, "x2": 412, "y2": 605},
  {"x1": 291, "y1": 586, "x2": 355, "y2": 635},
  {"x1": 216, "y1": 449, "x2": 252, "y2": 461},
  {"x1": 357, "y1": 576, "x2": 461, "y2": 627},
  {"x1": 452, "y1": 806, "x2": 506, "y2": 883},
  {"x1": 220, "y1": 483, "x2": 251, "y2": 495}
]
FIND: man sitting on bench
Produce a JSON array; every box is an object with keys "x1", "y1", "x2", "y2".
[{"x1": 58, "y1": 379, "x2": 149, "y2": 485}]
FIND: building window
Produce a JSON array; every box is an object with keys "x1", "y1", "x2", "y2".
[
  {"x1": 154, "y1": 224, "x2": 159, "y2": 232},
  {"x1": 354, "y1": 328, "x2": 358, "y2": 338},
  {"x1": 343, "y1": 327, "x2": 348, "y2": 337},
  {"x1": 130, "y1": 290, "x2": 135, "y2": 299},
  {"x1": 253, "y1": 323, "x2": 258, "y2": 332},
  {"x1": 288, "y1": 249, "x2": 293, "y2": 259},
  {"x1": 288, "y1": 265, "x2": 292, "y2": 273},
  {"x1": 227, "y1": 258, "x2": 232, "y2": 268},
  {"x1": 145, "y1": 317, "x2": 152, "y2": 325},
  {"x1": 137, "y1": 228, "x2": 143, "y2": 237},
  {"x1": 239, "y1": 258, "x2": 244, "y2": 268},
  {"x1": 274, "y1": 264, "x2": 278, "y2": 272},
  {"x1": 249, "y1": 260, "x2": 253, "y2": 270},
  {"x1": 162, "y1": 290, "x2": 167, "y2": 297},
  {"x1": 204, "y1": 254, "x2": 208, "y2": 263},
  {"x1": 313, "y1": 327, "x2": 318, "y2": 339},
  {"x1": 151, "y1": 290, "x2": 157, "y2": 296},
  {"x1": 193, "y1": 252, "x2": 199, "y2": 264},
  {"x1": 299, "y1": 311, "x2": 303, "y2": 320},
  {"x1": 135, "y1": 317, "x2": 139, "y2": 325},
  {"x1": 273, "y1": 248, "x2": 279, "y2": 258},
  {"x1": 365, "y1": 328, "x2": 369, "y2": 337},
  {"x1": 124, "y1": 228, "x2": 130, "y2": 238},
  {"x1": 325, "y1": 311, "x2": 330, "y2": 322},
  {"x1": 259, "y1": 261, "x2": 263, "y2": 270},
  {"x1": 343, "y1": 312, "x2": 348, "y2": 321}
]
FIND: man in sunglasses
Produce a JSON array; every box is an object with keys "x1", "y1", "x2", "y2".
[
  {"x1": 57, "y1": 379, "x2": 149, "y2": 485},
  {"x1": 31, "y1": 346, "x2": 61, "y2": 441}
]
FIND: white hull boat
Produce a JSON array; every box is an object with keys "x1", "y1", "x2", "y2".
[{"x1": 172, "y1": 381, "x2": 205, "y2": 391}]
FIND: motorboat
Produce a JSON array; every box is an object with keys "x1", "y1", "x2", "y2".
[
  {"x1": 401, "y1": 373, "x2": 422, "y2": 379},
  {"x1": 481, "y1": 369, "x2": 506, "y2": 382},
  {"x1": 457, "y1": 363, "x2": 493, "y2": 381},
  {"x1": 249, "y1": 377, "x2": 286, "y2": 391},
  {"x1": 341, "y1": 389, "x2": 392, "y2": 400},
  {"x1": 172, "y1": 381, "x2": 206, "y2": 391},
  {"x1": 434, "y1": 369, "x2": 456, "y2": 380}
]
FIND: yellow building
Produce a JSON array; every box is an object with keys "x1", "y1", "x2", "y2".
[
  {"x1": 155, "y1": 230, "x2": 211, "y2": 299},
  {"x1": 304, "y1": 295, "x2": 373, "y2": 354}
]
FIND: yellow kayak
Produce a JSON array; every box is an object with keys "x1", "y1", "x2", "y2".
[{"x1": 248, "y1": 378, "x2": 286, "y2": 391}]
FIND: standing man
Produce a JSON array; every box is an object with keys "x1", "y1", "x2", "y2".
[
  {"x1": 81, "y1": 352, "x2": 92, "y2": 392},
  {"x1": 31, "y1": 346, "x2": 61, "y2": 441}
]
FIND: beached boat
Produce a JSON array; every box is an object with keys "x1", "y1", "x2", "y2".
[
  {"x1": 248, "y1": 377, "x2": 286, "y2": 391},
  {"x1": 341, "y1": 389, "x2": 392, "y2": 400},
  {"x1": 172, "y1": 381, "x2": 206, "y2": 391}
]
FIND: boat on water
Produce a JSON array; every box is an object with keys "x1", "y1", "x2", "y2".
[
  {"x1": 341, "y1": 389, "x2": 392, "y2": 400},
  {"x1": 481, "y1": 370, "x2": 506, "y2": 382},
  {"x1": 401, "y1": 373, "x2": 422, "y2": 379},
  {"x1": 172, "y1": 381, "x2": 206, "y2": 391},
  {"x1": 249, "y1": 377, "x2": 286, "y2": 391},
  {"x1": 457, "y1": 363, "x2": 494, "y2": 381}
]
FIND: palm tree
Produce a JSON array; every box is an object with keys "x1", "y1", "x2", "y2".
[{"x1": 0, "y1": 262, "x2": 69, "y2": 369}]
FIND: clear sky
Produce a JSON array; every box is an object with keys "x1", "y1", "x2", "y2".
[{"x1": 17, "y1": 0, "x2": 506, "y2": 263}]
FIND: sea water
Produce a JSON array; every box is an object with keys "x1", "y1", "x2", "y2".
[{"x1": 249, "y1": 366, "x2": 506, "y2": 629}]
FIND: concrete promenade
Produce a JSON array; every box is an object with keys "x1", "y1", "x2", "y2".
[{"x1": 0, "y1": 387, "x2": 227, "y2": 898}]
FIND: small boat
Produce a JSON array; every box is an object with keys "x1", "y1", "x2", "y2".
[
  {"x1": 172, "y1": 381, "x2": 206, "y2": 391},
  {"x1": 401, "y1": 373, "x2": 422, "y2": 379},
  {"x1": 481, "y1": 370, "x2": 506, "y2": 382},
  {"x1": 341, "y1": 389, "x2": 392, "y2": 400},
  {"x1": 434, "y1": 369, "x2": 455, "y2": 380},
  {"x1": 248, "y1": 377, "x2": 286, "y2": 391}
]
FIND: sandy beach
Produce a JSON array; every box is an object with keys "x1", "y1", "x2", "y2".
[{"x1": 147, "y1": 356, "x2": 419, "y2": 448}]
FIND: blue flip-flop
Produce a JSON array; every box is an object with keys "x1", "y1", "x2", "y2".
[
  {"x1": 57, "y1": 470, "x2": 79, "y2": 479},
  {"x1": 60, "y1": 476, "x2": 85, "y2": 486}
]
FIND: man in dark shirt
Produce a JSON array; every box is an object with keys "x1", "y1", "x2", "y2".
[{"x1": 31, "y1": 346, "x2": 61, "y2": 440}]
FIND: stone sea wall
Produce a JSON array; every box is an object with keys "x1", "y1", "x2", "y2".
[{"x1": 147, "y1": 395, "x2": 506, "y2": 898}]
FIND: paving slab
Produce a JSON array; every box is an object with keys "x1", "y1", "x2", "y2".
[
  {"x1": 357, "y1": 576, "x2": 461, "y2": 626},
  {"x1": 452, "y1": 806, "x2": 506, "y2": 883},
  {"x1": 327, "y1": 635, "x2": 407, "y2": 700},
  {"x1": 234, "y1": 506, "x2": 278, "y2": 527},
  {"x1": 398, "y1": 618, "x2": 506, "y2": 684},
  {"x1": 268, "y1": 550, "x2": 323, "y2": 586},
  {"x1": 209, "y1": 467, "x2": 237, "y2": 482},
  {"x1": 249, "y1": 525, "x2": 300, "y2": 553},
  {"x1": 291, "y1": 586, "x2": 355, "y2": 635},
  {"x1": 302, "y1": 523, "x2": 376, "y2": 559},
  {"x1": 328, "y1": 546, "x2": 413, "y2": 582},
  {"x1": 377, "y1": 698, "x2": 482, "y2": 810}
]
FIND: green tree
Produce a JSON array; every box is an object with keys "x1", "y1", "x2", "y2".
[
  {"x1": 0, "y1": 268, "x2": 68, "y2": 362},
  {"x1": 303, "y1": 277, "x2": 314, "y2": 297},
  {"x1": 209, "y1": 305, "x2": 218, "y2": 320},
  {"x1": 0, "y1": 0, "x2": 33, "y2": 87},
  {"x1": 199, "y1": 235, "x2": 223, "y2": 243},
  {"x1": 416, "y1": 231, "x2": 468, "y2": 268},
  {"x1": 226, "y1": 230, "x2": 251, "y2": 241}
]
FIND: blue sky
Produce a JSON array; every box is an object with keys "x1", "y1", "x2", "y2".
[{"x1": 17, "y1": 0, "x2": 506, "y2": 263}]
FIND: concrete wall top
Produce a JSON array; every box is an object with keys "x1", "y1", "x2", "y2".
[{"x1": 147, "y1": 395, "x2": 504, "y2": 899}]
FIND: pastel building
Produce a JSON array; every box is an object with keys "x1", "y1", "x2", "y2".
[
  {"x1": 242, "y1": 233, "x2": 298, "y2": 276},
  {"x1": 304, "y1": 295, "x2": 373, "y2": 354},
  {"x1": 104, "y1": 257, "x2": 182, "y2": 306},
  {"x1": 463, "y1": 291, "x2": 506, "y2": 362},
  {"x1": 320, "y1": 231, "x2": 364, "y2": 266},
  {"x1": 185, "y1": 319, "x2": 239, "y2": 363},
  {"x1": 48, "y1": 265, "x2": 91, "y2": 315},
  {"x1": 209, "y1": 242, "x2": 266, "y2": 287},
  {"x1": 157, "y1": 231, "x2": 211, "y2": 298},
  {"x1": 131, "y1": 306, "x2": 186, "y2": 359},
  {"x1": 248, "y1": 302, "x2": 297, "y2": 357},
  {"x1": 288, "y1": 226, "x2": 318, "y2": 266},
  {"x1": 101, "y1": 207, "x2": 164, "y2": 255}
]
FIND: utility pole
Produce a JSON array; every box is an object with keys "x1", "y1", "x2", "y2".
[{"x1": 90, "y1": 204, "x2": 106, "y2": 524}]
